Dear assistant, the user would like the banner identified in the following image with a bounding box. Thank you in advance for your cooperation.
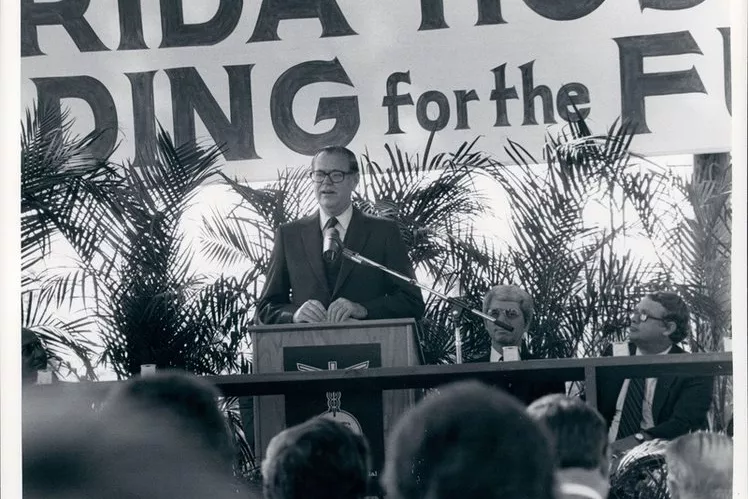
[21,0,732,181]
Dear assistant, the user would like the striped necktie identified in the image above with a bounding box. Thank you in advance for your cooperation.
[323,217,340,292]
[617,377,645,439]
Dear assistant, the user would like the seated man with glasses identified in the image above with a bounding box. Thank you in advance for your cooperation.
[598,291,713,455]
[256,145,424,324]
[470,284,565,405]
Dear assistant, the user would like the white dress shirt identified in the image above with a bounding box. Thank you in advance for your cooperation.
[319,204,353,250]
[490,347,503,362]
[608,344,672,442]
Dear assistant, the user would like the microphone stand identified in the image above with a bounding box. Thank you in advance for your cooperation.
[452,308,464,364]
[339,246,513,363]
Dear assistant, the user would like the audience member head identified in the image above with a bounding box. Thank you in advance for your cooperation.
[482,284,535,350]
[23,389,241,499]
[101,370,235,470]
[383,380,556,499]
[22,328,48,384]
[310,146,360,217]
[629,291,689,353]
[528,395,610,475]
[665,431,732,499]
[528,395,611,499]
[262,416,371,499]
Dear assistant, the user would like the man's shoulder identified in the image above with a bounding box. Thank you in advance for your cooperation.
[466,352,491,363]
[279,213,318,231]
[353,208,401,236]
[669,343,686,354]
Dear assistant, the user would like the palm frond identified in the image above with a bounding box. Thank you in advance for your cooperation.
[21,289,98,379]
[21,103,123,272]
[219,396,257,474]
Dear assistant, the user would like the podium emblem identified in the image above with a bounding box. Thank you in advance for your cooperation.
[296,360,369,434]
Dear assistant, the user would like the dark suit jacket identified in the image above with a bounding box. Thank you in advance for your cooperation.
[597,343,713,440]
[256,208,425,324]
[470,350,566,406]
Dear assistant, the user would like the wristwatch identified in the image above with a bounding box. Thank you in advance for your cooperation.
[634,432,650,443]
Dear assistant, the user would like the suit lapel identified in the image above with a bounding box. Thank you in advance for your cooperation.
[652,344,684,422]
[300,213,330,297]
[333,208,371,295]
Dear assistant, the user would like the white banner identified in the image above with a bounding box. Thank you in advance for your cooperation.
[21,0,732,181]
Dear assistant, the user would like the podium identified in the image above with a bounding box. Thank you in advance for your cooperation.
[251,318,420,470]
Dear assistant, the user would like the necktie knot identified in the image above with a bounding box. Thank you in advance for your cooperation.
[324,217,339,231]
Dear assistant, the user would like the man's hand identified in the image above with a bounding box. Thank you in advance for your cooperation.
[293,300,327,323]
[327,298,368,323]
[610,435,640,456]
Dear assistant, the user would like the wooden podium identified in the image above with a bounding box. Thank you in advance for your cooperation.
[251,318,420,469]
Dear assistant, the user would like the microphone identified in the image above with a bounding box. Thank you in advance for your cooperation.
[448,297,514,332]
[336,241,515,337]
[322,227,342,262]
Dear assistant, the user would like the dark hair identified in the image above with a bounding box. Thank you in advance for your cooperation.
[383,381,556,499]
[312,146,359,172]
[262,417,371,499]
[23,390,241,499]
[102,371,235,469]
[527,394,609,471]
[646,291,690,343]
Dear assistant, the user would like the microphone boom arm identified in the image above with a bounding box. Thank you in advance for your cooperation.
[342,248,513,331]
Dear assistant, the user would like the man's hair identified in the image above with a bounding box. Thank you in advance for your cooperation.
[665,431,732,499]
[23,390,241,499]
[527,394,609,472]
[482,284,535,327]
[262,417,371,499]
[102,371,235,468]
[646,291,690,343]
[382,381,555,499]
[312,146,359,172]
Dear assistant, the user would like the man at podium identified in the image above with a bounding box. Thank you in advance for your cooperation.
[256,146,425,325]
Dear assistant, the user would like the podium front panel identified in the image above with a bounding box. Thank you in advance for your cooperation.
[252,319,419,471]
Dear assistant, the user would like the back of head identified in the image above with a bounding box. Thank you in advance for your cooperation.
[262,417,371,499]
[665,431,732,499]
[646,291,690,343]
[527,394,609,474]
[23,389,241,499]
[101,370,235,469]
[383,381,556,499]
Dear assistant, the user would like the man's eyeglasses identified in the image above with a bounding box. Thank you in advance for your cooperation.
[309,170,354,184]
[487,308,521,320]
[630,311,667,323]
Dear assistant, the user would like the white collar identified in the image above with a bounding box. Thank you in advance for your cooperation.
[558,483,605,499]
[490,347,502,362]
[635,344,672,356]
[320,204,353,231]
